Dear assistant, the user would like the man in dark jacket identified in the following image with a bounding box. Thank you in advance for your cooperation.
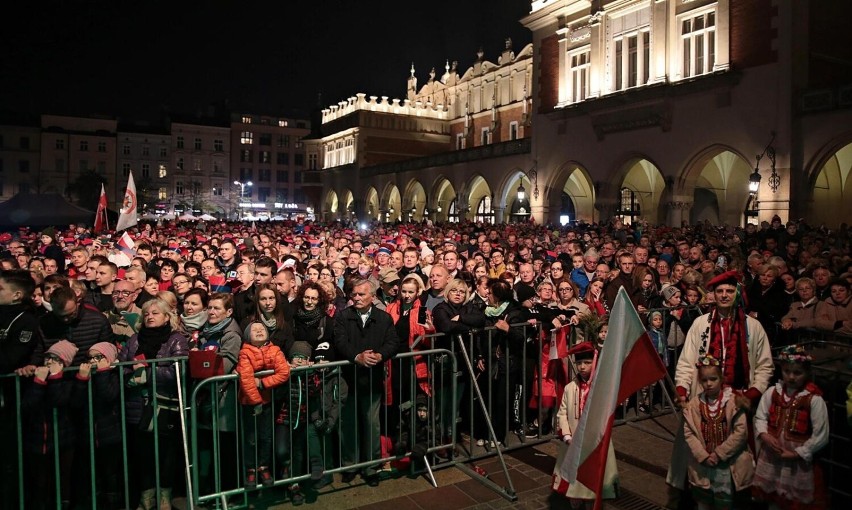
[604,252,636,310]
[34,286,113,368]
[334,278,400,486]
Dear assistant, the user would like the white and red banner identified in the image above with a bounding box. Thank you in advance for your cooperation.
[93,184,109,233]
[559,287,666,508]
[115,171,138,232]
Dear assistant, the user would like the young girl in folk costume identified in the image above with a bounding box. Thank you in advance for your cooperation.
[551,341,618,508]
[753,345,829,509]
[683,355,754,510]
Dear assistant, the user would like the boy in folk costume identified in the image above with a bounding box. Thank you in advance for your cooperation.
[683,355,754,510]
[753,345,830,509]
[551,341,618,507]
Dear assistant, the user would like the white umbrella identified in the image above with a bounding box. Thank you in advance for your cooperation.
[199,213,216,221]
[178,214,199,221]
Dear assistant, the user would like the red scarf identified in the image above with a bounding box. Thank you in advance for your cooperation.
[708,307,750,390]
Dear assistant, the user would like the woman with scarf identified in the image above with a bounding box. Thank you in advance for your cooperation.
[582,277,608,318]
[242,283,294,352]
[118,298,188,510]
[631,265,662,314]
[196,292,243,498]
[293,281,333,354]
[483,278,530,448]
[179,288,209,348]
[385,275,435,440]
[432,279,487,445]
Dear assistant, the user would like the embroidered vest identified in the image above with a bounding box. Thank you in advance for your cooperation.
[767,389,813,443]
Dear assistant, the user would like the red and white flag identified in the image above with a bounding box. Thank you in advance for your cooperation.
[115,171,138,232]
[93,184,109,233]
[559,287,666,509]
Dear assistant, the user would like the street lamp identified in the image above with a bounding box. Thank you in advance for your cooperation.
[748,169,761,194]
[516,160,539,202]
[752,132,778,193]
[233,180,252,219]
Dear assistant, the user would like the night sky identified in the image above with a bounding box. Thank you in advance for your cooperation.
[1,0,533,122]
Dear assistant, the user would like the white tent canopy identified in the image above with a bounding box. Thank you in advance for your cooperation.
[198,213,217,221]
[178,213,199,221]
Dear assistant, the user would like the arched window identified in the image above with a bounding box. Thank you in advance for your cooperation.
[448,200,458,223]
[475,195,494,224]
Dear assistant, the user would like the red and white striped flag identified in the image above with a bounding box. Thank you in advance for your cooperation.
[559,287,667,509]
[93,184,109,233]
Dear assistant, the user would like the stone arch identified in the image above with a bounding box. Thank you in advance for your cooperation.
[380,182,402,222]
[495,169,532,223]
[402,179,428,222]
[464,174,494,223]
[340,189,355,221]
[323,189,339,221]
[613,155,667,224]
[430,176,456,223]
[807,140,852,227]
[546,161,596,223]
[678,144,754,226]
[364,186,380,220]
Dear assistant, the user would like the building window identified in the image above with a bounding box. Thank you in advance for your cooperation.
[276,170,288,182]
[160,147,168,157]
[159,164,167,178]
[123,162,131,176]
[214,139,224,152]
[456,133,465,150]
[258,187,270,202]
[509,122,519,141]
[681,9,716,78]
[308,153,317,170]
[193,159,202,172]
[241,116,252,124]
[278,135,290,148]
[275,188,288,201]
[158,187,167,200]
[177,157,184,171]
[239,168,253,181]
[609,7,651,92]
[260,151,271,164]
[141,163,150,178]
[568,47,591,102]
[294,154,304,166]
[20,137,30,150]
[122,144,131,155]
[55,139,65,150]
[176,181,184,195]
[240,149,252,163]
[475,195,494,224]
[80,141,89,151]
[193,138,201,150]
[277,152,289,165]
[616,187,640,224]
[480,128,490,146]
[241,131,253,144]
[212,184,223,196]
[258,168,271,182]
[259,133,272,146]
[98,142,107,153]
[18,160,30,173]
[213,159,222,173]
[176,136,184,149]
[142,146,149,156]
[278,119,288,127]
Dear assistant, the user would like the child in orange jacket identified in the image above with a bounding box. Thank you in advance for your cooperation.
[237,321,291,487]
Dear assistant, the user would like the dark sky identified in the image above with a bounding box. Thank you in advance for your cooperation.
[1,0,533,122]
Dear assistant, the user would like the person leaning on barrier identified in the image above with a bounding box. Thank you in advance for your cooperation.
[333,278,400,486]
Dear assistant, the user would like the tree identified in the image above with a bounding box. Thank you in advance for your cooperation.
[67,170,107,210]
[135,175,157,212]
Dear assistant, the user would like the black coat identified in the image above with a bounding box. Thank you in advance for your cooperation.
[333,305,399,389]
[73,368,122,447]
[432,300,487,357]
[38,307,113,367]
[0,303,42,373]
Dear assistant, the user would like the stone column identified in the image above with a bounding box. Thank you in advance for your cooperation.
[665,200,693,227]
[493,206,506,224]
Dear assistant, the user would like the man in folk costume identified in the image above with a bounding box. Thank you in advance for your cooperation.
[551,341,619,506]
[667,270,774,492]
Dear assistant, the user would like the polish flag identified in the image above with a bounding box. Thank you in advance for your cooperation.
[559,287,667,509]
[93,184,109,233]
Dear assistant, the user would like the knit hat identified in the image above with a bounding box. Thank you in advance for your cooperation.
[660,284,680,303]
[415,393,428,410]
[244,321,268,343]
[89,342,118,364]
[47,340,79,367]
[420,244,434,258]
[515,284,536,304]
[313,340,334,363]
[288,340,313,360]
[648,310,663,325]
[40,227,57,239]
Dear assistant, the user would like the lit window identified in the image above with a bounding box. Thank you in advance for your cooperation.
[475,195,494,224]
[193,159,202,172]
[509,122,519,141]
[158,187,167,199]
[242,116,252,124]
[681,9,716,79]
[159,164,167,178]
[278,119,288,127]
[609,8,651,92]
[568,47,590,102]
[241,131,253,144]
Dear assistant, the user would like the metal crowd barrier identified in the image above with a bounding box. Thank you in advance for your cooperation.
[0,317,694,510]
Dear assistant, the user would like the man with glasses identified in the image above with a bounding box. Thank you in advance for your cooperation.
[104,279,141,346]
[488,248,506,278]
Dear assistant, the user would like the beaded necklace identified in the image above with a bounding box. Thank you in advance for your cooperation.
[699,389,729,453]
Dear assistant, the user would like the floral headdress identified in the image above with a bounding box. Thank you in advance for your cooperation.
[695,354,722,368]
[778,345,813,364]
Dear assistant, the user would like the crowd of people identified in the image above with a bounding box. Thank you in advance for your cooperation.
[0,214,850,509]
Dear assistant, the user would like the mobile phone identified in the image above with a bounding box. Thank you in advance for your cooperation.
[417,307,428,325]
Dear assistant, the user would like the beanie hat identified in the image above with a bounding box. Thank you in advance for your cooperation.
[416,393,428,410]
[244,321,268,343]
[420,245,435,258]
[515,284,537,304]
[313,340,334,363]
[288,340,313,360]
[47,340,79,367]
[40,227,57,239]
[661,284,680,303]
[89,342,118,364]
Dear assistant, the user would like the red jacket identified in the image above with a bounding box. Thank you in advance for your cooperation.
[237,342,291,405]
[386,299,434,398]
